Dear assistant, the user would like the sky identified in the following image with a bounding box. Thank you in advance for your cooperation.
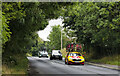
[37,18,64,41]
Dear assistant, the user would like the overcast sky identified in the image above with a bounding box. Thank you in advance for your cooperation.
[37,18,64,41]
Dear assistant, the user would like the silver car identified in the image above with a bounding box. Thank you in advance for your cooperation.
[38,51,48,58]
[50,50,62,60]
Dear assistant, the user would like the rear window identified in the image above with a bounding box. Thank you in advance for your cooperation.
[52,50,60,54]
[69,53,81,56]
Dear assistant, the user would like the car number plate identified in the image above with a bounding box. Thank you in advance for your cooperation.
[75,61,80,63]
[56,56,59,58]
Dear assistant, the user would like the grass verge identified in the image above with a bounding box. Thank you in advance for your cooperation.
[2,54,28,74]
[85,54,120,66]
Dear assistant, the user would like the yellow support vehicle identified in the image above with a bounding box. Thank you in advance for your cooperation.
[65,52,85,65]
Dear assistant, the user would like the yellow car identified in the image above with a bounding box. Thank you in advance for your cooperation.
[65,52,85,65]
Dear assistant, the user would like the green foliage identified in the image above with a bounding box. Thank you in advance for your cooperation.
[47,25,62,50]
[0,11,2,46]
[62,2,120,57]
[2,15,12,44]
[47,25,69,50]
[2,2,119,73]
[2,2,68,73]
[63,27,77,43]
[2,2,64,53]
[2,54,28,74]
[85,54,120,66]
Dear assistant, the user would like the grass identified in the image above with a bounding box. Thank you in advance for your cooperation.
[26,52,32,57]
[2,54,28,74]
[85,54,120,66]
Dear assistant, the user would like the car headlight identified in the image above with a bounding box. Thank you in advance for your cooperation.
[81,59,84,60]
[69,57,73,59]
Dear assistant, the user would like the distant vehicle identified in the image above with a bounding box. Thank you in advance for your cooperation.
[38,51,48,58]
[50,50,62,60]
[65,52,85,65]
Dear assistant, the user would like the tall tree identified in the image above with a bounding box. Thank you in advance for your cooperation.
[47,25,69,50]
[62,2,120,57]
[2,2,69,71]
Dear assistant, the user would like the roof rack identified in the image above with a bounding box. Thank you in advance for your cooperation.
[66,43,82,52]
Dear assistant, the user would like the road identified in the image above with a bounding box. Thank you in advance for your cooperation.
[28,57,119,76]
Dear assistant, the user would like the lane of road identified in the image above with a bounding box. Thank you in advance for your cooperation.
[28,57,119,76]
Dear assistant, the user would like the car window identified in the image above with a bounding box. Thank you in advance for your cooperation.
[52,50,59,54]
[69,53,81,56]
[69,53,73,56]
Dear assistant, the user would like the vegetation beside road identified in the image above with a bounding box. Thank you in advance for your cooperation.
[2,2,67,74]
[60,2,120,66]
[47,25,73,50]
[1,2,120,74]
[2,54,28,74]
[85,54,120,66]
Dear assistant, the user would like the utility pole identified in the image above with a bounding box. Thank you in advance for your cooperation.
[61,26,62,50]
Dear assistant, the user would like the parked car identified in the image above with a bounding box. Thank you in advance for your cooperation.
[50,50,62,60]
[65,52,85,65]
[38,51,48,58]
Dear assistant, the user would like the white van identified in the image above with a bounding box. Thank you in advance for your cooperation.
[50,50,62,60]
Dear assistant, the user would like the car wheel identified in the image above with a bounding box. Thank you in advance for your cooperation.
[67,59,70,65]
[81,62,84,65]
[59,57,62,60]
[50,57,53,60]
[39,56,41,58]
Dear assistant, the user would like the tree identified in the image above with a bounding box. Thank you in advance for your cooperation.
[2,2,69,72]
[47,25,61,50]
[47,25,69,50]
[62,2,120,57]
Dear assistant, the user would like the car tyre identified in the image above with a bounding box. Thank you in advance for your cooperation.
[50,57,53,60]
[67,59,70,65]
[81,62,84,65]
[59,57,62,60]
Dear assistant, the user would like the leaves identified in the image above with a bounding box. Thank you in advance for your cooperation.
[47,25,61,50]
[62,2,120,56]
[47,25,71,50]
[2,2,66,54]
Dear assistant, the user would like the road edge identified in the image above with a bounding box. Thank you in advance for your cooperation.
[85,62,120,71]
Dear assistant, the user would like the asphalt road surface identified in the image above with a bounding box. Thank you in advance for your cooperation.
[28,57,119,76]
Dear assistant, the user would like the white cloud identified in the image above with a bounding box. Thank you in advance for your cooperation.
[37,18,64,41]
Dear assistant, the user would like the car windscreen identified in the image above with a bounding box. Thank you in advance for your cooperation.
[40,51,48,54]
[69,53,81,56]
[53,51,59,54]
